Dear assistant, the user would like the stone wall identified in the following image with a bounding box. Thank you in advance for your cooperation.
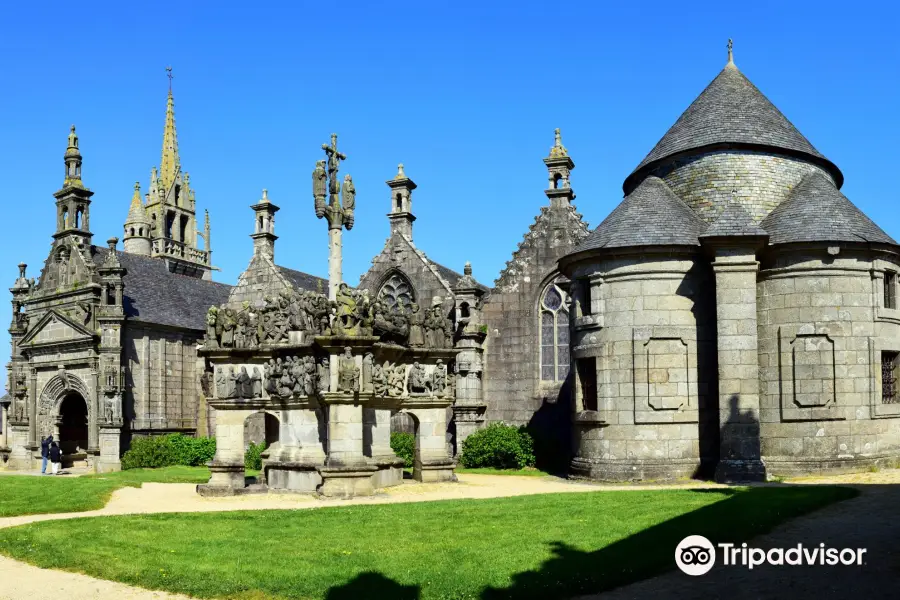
[567,252,718,480]
[653,150,833,224]
[757,246,900,475]
[482,203,589,430]
[123,324,202,433]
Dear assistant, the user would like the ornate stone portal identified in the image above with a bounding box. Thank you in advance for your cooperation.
[198,135,460,498]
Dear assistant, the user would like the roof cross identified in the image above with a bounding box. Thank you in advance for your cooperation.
[727,39,734,65]
[166,66,174,91]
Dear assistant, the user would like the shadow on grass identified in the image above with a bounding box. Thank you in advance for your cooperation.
[325,572,420,599]
[479,485,858,600]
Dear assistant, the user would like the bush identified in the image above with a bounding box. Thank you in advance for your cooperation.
[390,432,415,468]
[121,434,216,470]
[244,442,266,471]
[460,423,535,469]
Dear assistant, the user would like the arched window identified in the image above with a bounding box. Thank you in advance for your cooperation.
[378,273,415,311]
[540,281,570,382]
[395,194,402,212]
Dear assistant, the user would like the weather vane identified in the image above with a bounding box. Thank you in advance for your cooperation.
[166,66,174,91]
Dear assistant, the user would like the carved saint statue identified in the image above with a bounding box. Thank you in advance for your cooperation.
[215,367,227,398]
[312,160,327,218]
[407,362,427,394]
[342,174,355,229]
[104,395,118,423]
[232,366,251,399]
[226,366,237,397]
[433,359,447,395]
[362,352,373,392]
[338,347,360,393]
[408,303,425,347]
[205,306,219,347]
[387,364,406,397]
[251,367,263,398]
[317,357,331,394]
[372,362,386,397]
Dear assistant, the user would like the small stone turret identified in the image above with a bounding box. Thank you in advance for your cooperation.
[123,182,152,256]
[54,126,94,244]
[386,163,417,239]
[543,128,575,208]
[250,189,279,260]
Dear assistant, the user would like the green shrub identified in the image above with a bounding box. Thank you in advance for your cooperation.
[460,423,535,469]
[121,434,216,470]
[245,442,266,471]
[390,432,415,468]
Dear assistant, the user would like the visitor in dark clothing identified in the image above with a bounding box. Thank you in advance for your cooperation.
[40,435,53,474]
[49,442,62,475]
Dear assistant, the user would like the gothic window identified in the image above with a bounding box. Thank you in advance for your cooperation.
[75,207,83,229]
[378,273,415,311]
[540,281,570,382]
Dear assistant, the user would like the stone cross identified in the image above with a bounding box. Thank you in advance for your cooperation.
[727,39,734,64]
[314,133,354,300]
[166,66,173,90]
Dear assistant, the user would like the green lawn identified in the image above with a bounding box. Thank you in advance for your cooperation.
[0,486,855,599]
[0,466,213,517]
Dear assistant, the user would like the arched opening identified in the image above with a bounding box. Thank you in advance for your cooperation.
[58,392,88,457]
[553,174,562,189]
[395,193,402,212]
[264,413,280,447]
[174,184,181,207]
[539,280,570,382]
[378,272,415,312]
[61,207,69,229]
[391,411,420,479]
[129,227,135,237]
[180,215,189,243]
[138,227,143,236]
[165,211,175,238]
[257,215,264,233]
[459,302,471,318]
[75,207,83,229]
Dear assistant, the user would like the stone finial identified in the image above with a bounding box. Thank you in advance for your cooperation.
[464,261,472,276]
[727,38,734,65]
[395,163,406,180]
[549,128,568,158]
[67,125,78,150]
[261,189,269,203]
[17,263,26,280]
[107,237,119,251]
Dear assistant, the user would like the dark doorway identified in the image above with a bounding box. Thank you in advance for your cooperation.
[264,413,280,447]
[58,393,88,456]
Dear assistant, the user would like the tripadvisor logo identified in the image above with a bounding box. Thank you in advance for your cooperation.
[675,536,868,575]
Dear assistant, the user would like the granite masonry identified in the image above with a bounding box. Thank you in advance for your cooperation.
[5,44,900,485]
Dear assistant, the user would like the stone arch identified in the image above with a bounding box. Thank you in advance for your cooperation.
[38,372,92,451]
[377,270,417,312]
[536,272,570,384]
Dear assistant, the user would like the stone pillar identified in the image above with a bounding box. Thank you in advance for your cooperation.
[365,406,403,488]
[328,225,341,300]
[198,409,249,495]
[319,397,377,498]
[27,370,37,448]
[88,368,100,453]
[411,406,456,483]
[96,426,121,472]
[712,248,766,482]
[1,403,8,449]
[8,424,32,470]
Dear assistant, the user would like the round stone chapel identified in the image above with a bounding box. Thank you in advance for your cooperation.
[561,48,900,482]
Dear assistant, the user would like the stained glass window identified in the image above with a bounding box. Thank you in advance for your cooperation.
[378,273,415,311]
[539,281,570,382]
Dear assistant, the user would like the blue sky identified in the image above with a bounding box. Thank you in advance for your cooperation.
[1,1,898,389]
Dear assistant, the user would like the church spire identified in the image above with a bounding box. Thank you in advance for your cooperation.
[159,66,180,190]
[543,128,575,207]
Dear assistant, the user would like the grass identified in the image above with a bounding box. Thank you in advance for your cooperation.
[0,466,213,517]
[0,485,856,599]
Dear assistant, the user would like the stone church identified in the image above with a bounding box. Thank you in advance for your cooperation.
[3,44,899,482]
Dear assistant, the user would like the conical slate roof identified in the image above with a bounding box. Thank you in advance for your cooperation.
[700,200,767,238]
[624,62,843,193]
[573,177,707,253]
[125,182,149,225]
[760,172,896,246]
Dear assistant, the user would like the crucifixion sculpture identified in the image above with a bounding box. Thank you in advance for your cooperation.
[312,133,356,299]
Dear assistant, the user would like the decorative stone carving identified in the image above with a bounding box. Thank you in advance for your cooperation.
[317,357,331,394]
[338,347,360,393]
[407,362,428,394]
[312,160,327,218]
[433,359,447,395]
[408,303,425,347]
[215,367,228,398]
[387,364,406,397]
[234,366,253,399]
[372,362,387,397]
[103,394,120,424]
[362,352,373,392]
[251,367,262,398]
[205,306,219,348]
[342,174,355,229]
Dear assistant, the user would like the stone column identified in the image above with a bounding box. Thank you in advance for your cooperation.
[96,425,121,472]
[325,403,365,467]
[198,408,249,495]
[328,225,341,300]
[27,370,37,448]
[711,248,766,482]
[410,406,456,483]
[88,367,100,453]
[1,402,8,449]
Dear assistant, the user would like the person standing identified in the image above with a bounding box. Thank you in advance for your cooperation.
[49,441,62,475]
[40,435,53,474]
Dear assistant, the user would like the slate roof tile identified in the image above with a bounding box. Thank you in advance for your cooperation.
[700,201,768,238]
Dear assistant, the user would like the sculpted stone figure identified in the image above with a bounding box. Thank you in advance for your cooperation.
[13,396,26,422]
[234,366,252,399]
[278,358,294,398]
[234,312,248,349]
[205,306,219,347]
[303,356,316,396]
[333,283,359,336]
[338,347,360,393]
[342,174,355,230]
[221,308,236,347]
[104,395,118,423]
[362,352,373,392]
[251,367,262,398]
[264,359,278,395]
[407,362,427,394]
[317,357,331,394]
[226,366,237,397]
[215,367,227,398]
[387,364,406,398]
[407,303,425,347]
[433,359,447,395]
[290,356,305,394]
[313,160,327,218]
[372,362,386,397]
